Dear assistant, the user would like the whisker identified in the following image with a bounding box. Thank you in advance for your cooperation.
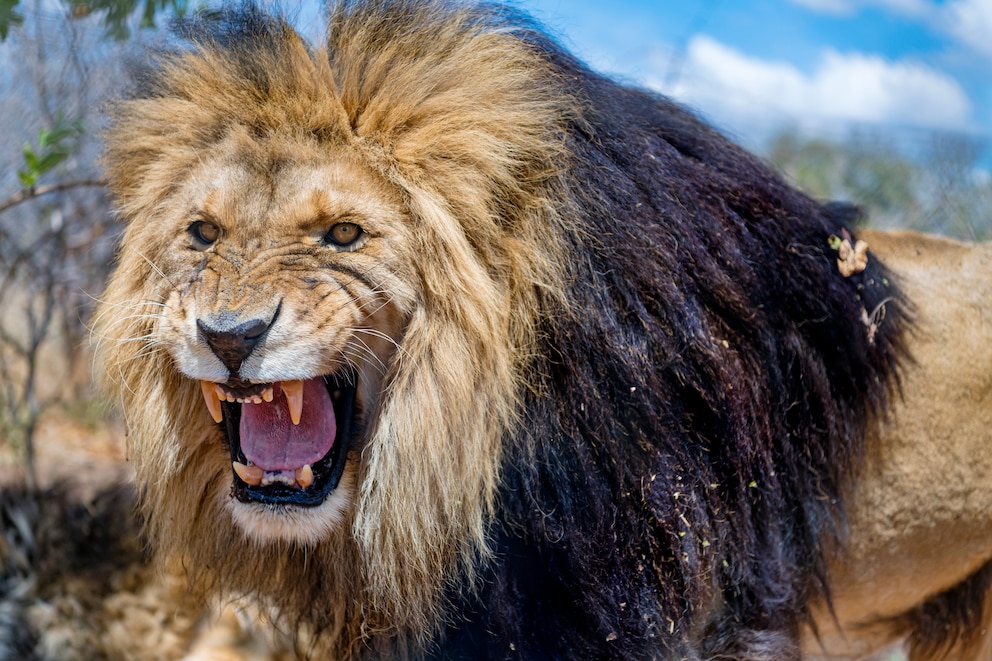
[86,292,166,309]
[134,250,180,291]
[344,337,389,376]
[352,327,409,364]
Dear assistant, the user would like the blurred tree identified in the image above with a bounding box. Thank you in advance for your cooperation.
[0,0,183,485]
[0,0,185,42]
[768,128,991,241]
[920,133,992,240]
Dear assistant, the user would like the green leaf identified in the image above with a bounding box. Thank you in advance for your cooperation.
[36,150,69,173]
[37,124,77,149]
[17,114,85,190]
[139,0,157,29]
[16,169,36,188]
[22,143,38,170]
[0,0,23,41]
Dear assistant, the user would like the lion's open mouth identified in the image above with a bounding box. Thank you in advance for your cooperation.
[200,374,356,507]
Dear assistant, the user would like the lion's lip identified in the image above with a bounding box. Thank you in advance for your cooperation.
[201,373,358,507]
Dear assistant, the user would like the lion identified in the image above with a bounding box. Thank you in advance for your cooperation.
[92,2,990,659]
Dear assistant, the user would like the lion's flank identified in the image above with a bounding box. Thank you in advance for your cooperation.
[97,1,907,659]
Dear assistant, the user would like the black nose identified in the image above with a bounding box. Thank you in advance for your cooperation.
[197,317,272,374]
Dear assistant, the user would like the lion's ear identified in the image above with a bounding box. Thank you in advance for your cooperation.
[325,3,562,202]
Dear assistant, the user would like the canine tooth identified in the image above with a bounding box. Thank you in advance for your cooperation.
[200,381,223,423]
[262,387,274,403]
[282,380,304,425]
[233,461,263,486]
[296,464,314,488]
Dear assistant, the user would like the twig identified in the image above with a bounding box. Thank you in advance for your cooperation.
[0,178,105,215]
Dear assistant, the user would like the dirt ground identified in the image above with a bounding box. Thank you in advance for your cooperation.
[0,411,130,495]
[0,409,300,660]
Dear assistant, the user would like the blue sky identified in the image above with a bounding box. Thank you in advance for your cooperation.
[515,0,992,164]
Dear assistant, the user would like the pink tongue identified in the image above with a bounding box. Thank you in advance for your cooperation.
[239,378,336,471]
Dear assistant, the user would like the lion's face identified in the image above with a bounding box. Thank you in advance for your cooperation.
[144,129,413,543]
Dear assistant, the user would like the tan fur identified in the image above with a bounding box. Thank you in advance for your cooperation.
[805,230,992,660]
[95,7,572,656]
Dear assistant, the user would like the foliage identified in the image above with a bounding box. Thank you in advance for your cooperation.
[0,0,186,42]
[0,0,22,40]
[67,0,188,40]
[17,114,84,189]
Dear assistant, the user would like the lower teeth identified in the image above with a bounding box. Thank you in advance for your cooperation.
[232,462,314,489]
[261,470,296,487]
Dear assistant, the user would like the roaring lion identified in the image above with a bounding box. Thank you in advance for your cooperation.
[93,2,989,659]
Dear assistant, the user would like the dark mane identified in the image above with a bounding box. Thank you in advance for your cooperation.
[435,13,906,660]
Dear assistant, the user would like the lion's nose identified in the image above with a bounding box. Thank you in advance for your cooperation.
[197,317,272,374]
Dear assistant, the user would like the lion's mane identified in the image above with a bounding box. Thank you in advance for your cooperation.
[97,2,906,659]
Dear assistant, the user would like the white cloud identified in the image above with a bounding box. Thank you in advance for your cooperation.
[945,0,992,61]
[648,35,973,132]
[791,0,992,62]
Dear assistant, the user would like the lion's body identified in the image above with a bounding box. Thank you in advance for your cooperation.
[90,2,992,659]
[805,230,992,661]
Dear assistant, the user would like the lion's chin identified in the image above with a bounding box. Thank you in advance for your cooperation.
[226,466,355,545]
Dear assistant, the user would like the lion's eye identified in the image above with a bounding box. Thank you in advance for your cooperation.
[325,222,364,248]
[188,220,221,247]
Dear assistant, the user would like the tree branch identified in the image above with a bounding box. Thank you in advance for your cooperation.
[0,178,105,215]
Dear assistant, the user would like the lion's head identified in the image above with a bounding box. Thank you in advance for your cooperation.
[96,2,906,659]
[97,2,569,650]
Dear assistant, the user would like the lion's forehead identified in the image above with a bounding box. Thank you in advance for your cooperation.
[185,140,404,236]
